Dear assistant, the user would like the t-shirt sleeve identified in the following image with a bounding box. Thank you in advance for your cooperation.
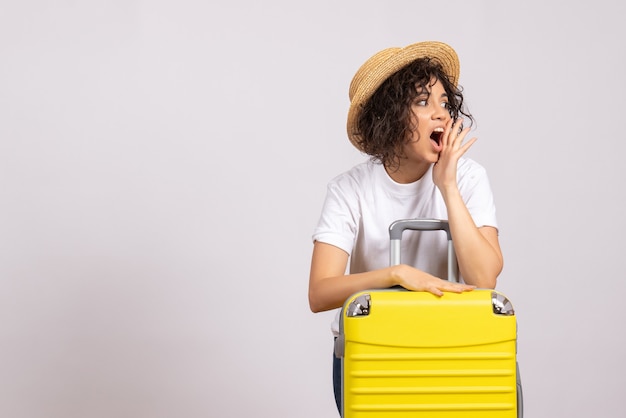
[311,180,359,255]
[459,162,498,230]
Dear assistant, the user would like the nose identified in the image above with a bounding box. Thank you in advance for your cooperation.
[432,104,449,121]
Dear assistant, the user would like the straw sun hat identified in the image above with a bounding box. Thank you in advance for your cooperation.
[346,41,460,152]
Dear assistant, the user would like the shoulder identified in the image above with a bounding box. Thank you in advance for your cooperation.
[457,157,490,182]
[327,160,380,190]
[457,157,487,174]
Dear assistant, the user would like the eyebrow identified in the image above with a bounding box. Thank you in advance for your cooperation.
[415,89,449,100]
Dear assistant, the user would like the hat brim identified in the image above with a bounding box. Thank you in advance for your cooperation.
[346,41,460,152]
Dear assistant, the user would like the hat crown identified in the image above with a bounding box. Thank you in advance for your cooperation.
[349,47,400,102]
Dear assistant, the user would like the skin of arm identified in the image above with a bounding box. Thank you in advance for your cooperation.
[308,241,475,313]
[433,118,503,288]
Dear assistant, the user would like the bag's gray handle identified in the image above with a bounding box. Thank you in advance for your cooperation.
[388,219,459,283]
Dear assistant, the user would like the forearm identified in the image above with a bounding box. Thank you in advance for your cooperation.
[441,187,503,288]
[308,267,397,313]
[309,262,476,313]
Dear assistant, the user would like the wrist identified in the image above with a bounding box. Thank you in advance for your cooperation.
[439,184,461,203]
[388,264,406,287]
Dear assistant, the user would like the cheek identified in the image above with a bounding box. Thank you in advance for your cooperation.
[409,114,428,134]
[404,132,425,155]
[410,119,430,141]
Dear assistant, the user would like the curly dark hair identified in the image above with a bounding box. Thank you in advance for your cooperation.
[354,57,474,169]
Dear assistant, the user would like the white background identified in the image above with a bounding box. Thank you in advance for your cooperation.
[1,1,624,417]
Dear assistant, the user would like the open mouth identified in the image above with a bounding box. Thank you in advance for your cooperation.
[430,128,444,145]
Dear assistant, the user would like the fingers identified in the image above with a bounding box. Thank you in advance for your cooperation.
[430,281,475,296]
[448,283,476,293]
[429,287,444,297]
[440,118,476,159]
[442,118,460,145]
[450,119,464,143]
[458,136,477,155]
[444,118,471,145]
[400,269,475,296]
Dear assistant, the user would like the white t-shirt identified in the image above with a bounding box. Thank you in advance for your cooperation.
[312,158,498,336]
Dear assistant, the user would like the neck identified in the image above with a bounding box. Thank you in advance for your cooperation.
[384,161,431,184]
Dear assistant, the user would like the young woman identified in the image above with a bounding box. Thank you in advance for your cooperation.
[307,41,503,414]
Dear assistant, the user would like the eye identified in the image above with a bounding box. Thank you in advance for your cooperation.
[413,92,430,106]
[440,102,450,109]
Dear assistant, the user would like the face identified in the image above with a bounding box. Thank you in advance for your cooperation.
[403,78,452,166]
